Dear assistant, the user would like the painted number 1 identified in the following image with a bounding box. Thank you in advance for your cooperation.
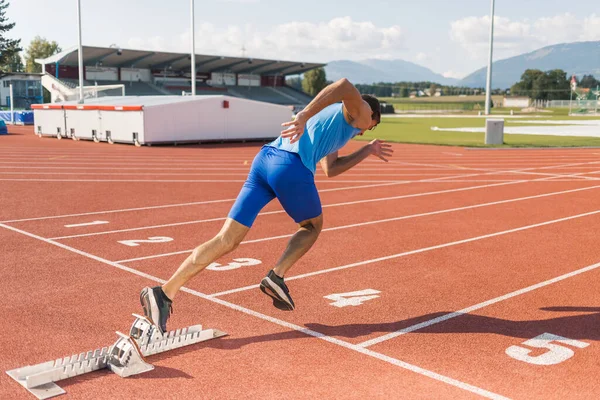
[118,236,173,247]
[506,332,589,365]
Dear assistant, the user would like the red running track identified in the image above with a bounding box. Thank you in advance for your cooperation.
[2,126,600,399]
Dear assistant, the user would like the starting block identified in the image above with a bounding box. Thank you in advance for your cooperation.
[6,314,227,399]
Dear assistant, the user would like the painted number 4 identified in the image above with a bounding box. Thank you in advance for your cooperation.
[324,289,381,308]
[506,332,589,365]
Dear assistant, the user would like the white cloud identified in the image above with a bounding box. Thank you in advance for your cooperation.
[442,70,463,79]
[127,36,168,52]
[450,12,600,64]
[127,17,406,62]
[450,15,535,60]
[582,14,600,40]
[533,13,582,44]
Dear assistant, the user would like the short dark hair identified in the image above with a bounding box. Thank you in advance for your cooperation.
[361,94,381,124]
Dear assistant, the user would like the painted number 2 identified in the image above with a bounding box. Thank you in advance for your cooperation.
[505,332,589,365]
[206,258,262,271]
[118,236,174,247]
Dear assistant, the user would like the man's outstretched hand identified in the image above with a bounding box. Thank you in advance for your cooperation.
[368,139,393,162]
[280,111,309,144]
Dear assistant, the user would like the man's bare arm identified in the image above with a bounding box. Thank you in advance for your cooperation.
[302,78,371,127]
[281,78,372,143]
[320,140,394,177]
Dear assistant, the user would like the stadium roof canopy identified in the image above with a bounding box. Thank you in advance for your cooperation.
[36,45,325,76]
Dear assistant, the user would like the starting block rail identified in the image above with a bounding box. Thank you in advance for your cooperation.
[6,314,226,399]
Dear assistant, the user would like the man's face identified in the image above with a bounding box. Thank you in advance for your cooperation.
[356,119,379,136]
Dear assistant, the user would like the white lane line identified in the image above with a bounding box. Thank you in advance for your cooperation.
[0,178,403,183]
[427,161,600,183]
[118,185,600,264]
[64,221,108,228]
[0,222,509,400]
[0,182,407,224]
[208,208,600,298]
[0,178,251,183]
[5,159,597,223]
[50,180,526,240]
[0,171,465,177]
[358,260,600,348]
[0,166,455,172]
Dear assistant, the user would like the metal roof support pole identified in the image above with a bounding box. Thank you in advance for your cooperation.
[484,0,495,115]
[190,0,196,96]
[76,0,84,103]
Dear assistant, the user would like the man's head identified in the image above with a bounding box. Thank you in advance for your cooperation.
[359,94,381,134]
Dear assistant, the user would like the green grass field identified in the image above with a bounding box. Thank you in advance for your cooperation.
[379,95,505,104]
[377,96,599,118]
[355,112,600,148]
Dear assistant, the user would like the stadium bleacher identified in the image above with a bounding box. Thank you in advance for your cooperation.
[63,79,166,96]
[159,82,230,96]
[58,76,311,106]
[38,46,324,108]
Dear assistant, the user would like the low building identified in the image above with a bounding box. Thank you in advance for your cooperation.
[0,73,43,109]
[503,96,530,108]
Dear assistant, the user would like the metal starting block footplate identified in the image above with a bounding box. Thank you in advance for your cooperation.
[6,314,227,399]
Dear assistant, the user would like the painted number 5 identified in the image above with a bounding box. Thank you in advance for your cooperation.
[118,236,173,247]
[206,258,262,271]
[505,332,589,365]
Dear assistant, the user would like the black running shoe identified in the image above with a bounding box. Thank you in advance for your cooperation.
[140,286,172,335]
[260,270,295,311]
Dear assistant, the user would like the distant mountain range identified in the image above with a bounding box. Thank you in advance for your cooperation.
[325,59,458,86]
[324,41,600,89]
[459,41,600,88]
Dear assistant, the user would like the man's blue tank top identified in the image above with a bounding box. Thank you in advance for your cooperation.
[267,103,362,174]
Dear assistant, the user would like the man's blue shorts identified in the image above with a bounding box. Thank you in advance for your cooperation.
[228,146,322,227]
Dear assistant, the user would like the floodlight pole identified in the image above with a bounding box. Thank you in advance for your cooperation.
[76,0,84,102]
[485,0,495,115]
[190,0,196,96]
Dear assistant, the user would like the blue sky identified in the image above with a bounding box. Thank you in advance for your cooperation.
[6,0,600,78]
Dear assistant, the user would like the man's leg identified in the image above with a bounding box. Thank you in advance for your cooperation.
[259,148,323,310]
[141,147,275,332]
[141,218,249,333]
[162,218,249,300]
[273,214,323,278]
[259,214,323,311]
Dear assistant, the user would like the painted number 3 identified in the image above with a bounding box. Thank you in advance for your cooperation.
[505,333,589,365]
[206,258,262,271]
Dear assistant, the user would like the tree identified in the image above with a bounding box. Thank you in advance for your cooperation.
[25,36,61,73]
[302,67,327,96]
[511,69,541,98]
[510,69,570,100]
[0,0,21,70]
[286,76,303,90]
[545,69,570,100]
[4,50,23,71]
[579,74,599,89]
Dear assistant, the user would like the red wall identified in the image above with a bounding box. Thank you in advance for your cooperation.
[45,64,81,79]
[261,75,285,87]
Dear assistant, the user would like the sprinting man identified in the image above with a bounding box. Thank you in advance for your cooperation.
[141,78,393,333]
